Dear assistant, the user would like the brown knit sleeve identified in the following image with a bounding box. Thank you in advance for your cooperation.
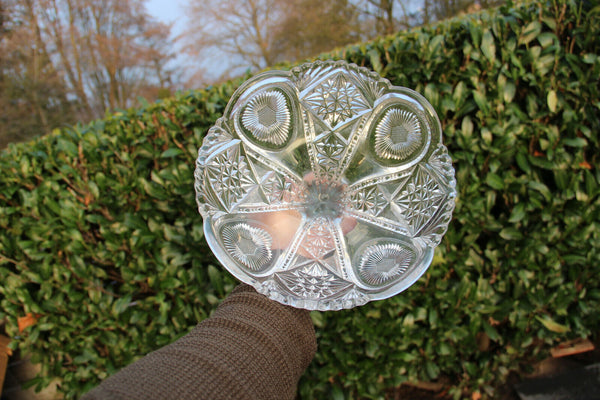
[82,284,317,400]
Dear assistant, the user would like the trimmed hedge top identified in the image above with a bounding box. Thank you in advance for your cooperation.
[1,1,599,399]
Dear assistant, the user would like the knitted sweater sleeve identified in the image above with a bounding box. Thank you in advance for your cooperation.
[82,284,317,400]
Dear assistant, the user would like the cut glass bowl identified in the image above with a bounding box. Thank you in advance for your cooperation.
[194,60,456,310]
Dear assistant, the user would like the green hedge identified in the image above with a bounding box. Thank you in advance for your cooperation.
[1,1,599,398]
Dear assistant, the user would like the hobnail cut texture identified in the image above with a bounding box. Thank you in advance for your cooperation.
[194,60,456,310]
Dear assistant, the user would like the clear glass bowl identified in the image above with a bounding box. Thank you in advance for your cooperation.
[195,60,456,310]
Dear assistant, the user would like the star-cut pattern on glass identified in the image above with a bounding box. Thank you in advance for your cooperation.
[313,131,347,177]
[301,218,335,259]
[278,263,349,299]
[261,172,294,204]
[393,167,445,233]
[303,74,370,127]
[205,145,257,211]
[348,186,388,217]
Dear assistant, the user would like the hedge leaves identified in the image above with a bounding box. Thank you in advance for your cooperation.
[1,1,599,399]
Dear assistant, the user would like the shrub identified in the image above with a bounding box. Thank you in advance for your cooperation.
[1,1,599,398]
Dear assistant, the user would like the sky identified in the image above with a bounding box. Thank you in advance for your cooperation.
[145,0,184,28]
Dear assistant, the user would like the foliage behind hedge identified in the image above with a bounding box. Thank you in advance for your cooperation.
[1,1,599,398]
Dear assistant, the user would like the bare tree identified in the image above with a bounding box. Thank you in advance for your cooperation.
[1,0,178,147]
[38,0,177,116]
[181,0,504,86]
[183,0,368,85]
[183,0,285,85]
[361,0,398,35]
[354,0,421,36]
[0,0,75,146]
[271,0,364,62]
